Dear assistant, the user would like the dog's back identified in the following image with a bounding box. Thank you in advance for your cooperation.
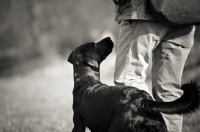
[73,77,167,132]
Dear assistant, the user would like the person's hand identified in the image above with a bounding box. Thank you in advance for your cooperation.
[112,0,126,5]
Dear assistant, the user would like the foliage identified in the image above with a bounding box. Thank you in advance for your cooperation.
[0,0,118,76]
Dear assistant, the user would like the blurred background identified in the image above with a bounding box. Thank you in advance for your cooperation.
[0,0,200,132]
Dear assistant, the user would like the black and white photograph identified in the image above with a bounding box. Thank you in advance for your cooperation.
[0,0,200,132]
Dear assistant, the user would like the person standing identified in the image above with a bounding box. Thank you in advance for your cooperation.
[113,0,196,131]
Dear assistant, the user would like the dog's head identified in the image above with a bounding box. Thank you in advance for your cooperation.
[68,37,113,69]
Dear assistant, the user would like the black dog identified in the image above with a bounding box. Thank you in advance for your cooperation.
[68,37,200,132]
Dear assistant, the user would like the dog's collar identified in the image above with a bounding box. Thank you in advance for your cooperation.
[89,66,99,72]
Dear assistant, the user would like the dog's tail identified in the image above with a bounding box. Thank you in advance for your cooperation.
[142,82,200,114]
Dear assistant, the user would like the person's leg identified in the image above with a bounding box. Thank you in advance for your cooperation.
[114,20,169,96]
[152,25,196,132]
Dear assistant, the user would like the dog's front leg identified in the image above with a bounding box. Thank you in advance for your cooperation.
[72,113,86,132]
[72,125,85,132]
[108,117,122,132]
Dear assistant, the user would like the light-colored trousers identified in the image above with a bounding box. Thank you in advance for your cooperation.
[114,20,196,132]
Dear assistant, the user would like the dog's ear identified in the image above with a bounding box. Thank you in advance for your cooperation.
[68,51,74,64]
[68,50,98,68]
[68,52,84,65]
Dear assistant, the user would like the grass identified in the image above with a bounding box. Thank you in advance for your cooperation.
[0,58,74,132]
[0,54,200,132]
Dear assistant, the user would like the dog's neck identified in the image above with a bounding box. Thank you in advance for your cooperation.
[73,65,100,84]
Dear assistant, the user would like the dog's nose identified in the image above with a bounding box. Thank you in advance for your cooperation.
[105,37,111,40]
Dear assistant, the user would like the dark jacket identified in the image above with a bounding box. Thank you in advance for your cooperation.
[115,0,154,23]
